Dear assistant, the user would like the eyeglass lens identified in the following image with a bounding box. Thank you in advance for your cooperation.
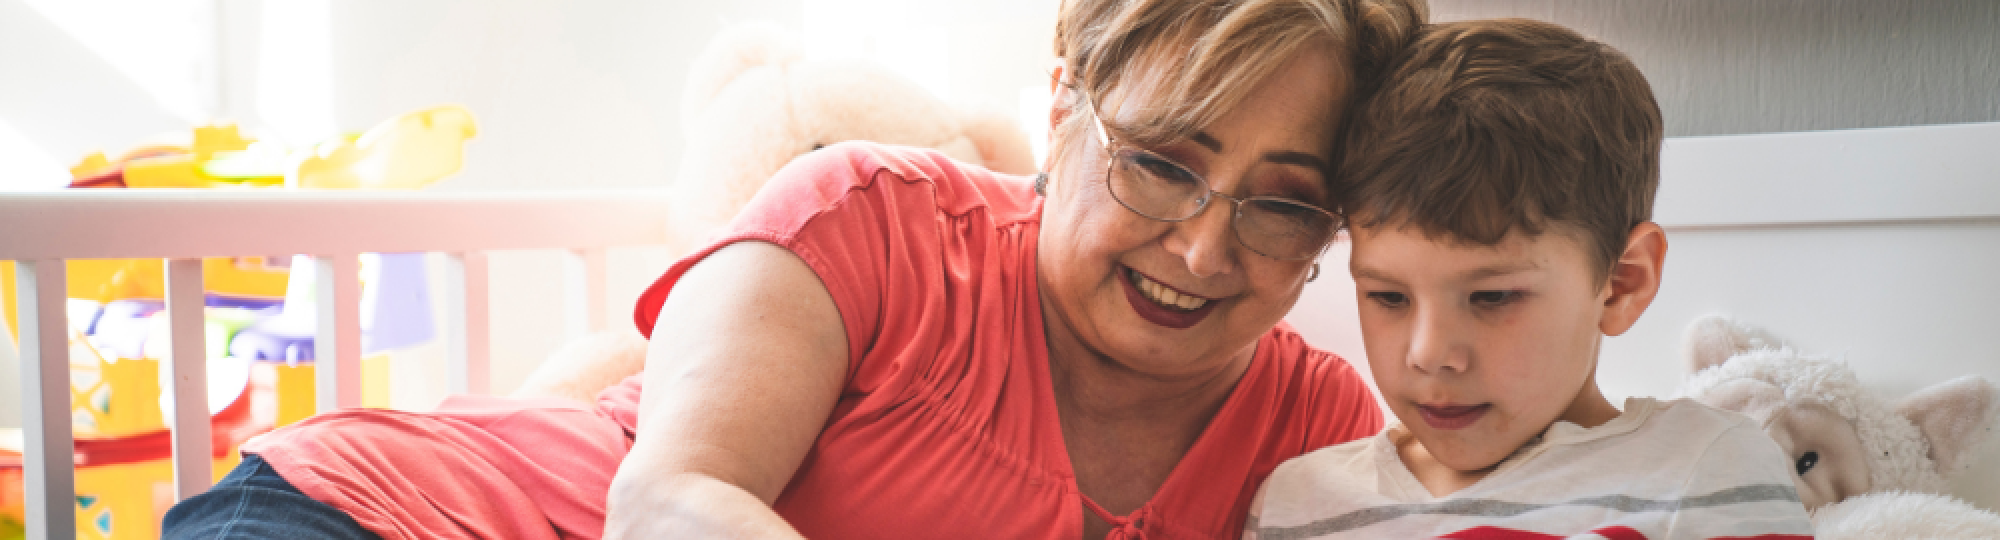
[1105,148,1338,260]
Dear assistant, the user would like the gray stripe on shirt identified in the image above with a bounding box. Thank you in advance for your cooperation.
[1256,483,1800,539]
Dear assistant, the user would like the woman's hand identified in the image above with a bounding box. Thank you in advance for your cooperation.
[605,241,848,539]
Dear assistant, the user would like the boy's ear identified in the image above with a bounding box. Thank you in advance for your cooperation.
[1599,222,1667,336]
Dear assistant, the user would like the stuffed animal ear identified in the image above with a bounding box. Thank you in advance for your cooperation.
[953,108,1038,176]
[1683,314,1790,374]
[680,22,802,135]
[1898,375,2000,476]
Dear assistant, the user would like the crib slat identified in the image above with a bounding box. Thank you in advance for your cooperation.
[442,251,491,395]
[165,258,213,500]
[562,247,609,341]
[313,254,363,411]
[17,259,75,540]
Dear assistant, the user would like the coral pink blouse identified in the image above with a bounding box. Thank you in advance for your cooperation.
[246,142,1382,539]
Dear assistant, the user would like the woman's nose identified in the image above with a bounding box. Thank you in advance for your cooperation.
[1164,197,1239,278]
[1407,307,1469,374]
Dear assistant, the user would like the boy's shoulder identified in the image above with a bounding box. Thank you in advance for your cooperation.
[1251,398,1812,538]
[1268,427,1392,485]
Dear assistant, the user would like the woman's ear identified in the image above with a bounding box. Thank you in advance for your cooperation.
[1048,62,1073,133]
[1599,222,1667,336]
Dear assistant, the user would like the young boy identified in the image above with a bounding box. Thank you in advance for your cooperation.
[1248,19,1816,539]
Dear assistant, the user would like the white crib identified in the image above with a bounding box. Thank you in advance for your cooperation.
[1,188,673,539]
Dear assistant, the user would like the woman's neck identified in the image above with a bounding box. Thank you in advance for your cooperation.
[1044,328,1255,525]
[1046,346,1250,423]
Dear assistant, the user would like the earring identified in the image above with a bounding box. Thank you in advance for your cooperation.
[1033,172,1049,196]
[1306,263,1321,283]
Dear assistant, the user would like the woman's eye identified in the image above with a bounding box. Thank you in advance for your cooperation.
[1249,199,1321,219]
[1795,451,1819,476]
[1469,290,1520,307]
[1366,291,1407,308]
[1130,153,1200,186]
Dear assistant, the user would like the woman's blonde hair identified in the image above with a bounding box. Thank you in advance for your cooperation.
[1050,0,1426,168]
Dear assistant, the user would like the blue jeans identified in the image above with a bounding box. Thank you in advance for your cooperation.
[161,453,381,539]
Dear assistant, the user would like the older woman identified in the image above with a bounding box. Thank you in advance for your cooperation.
[163,0,1424,538]
[606,1,1423,538]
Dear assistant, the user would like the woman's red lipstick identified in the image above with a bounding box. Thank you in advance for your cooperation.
[1120,266,1218,329]
[1417,404,1490,430]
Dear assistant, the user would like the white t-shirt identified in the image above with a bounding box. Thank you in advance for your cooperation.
[1248,397,1815,540]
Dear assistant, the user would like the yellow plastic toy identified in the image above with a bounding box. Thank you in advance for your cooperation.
[294,104,479,189]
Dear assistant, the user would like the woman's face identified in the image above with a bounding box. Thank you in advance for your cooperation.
[1038,43,1350,377]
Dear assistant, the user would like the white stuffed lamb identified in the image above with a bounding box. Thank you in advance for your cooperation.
[1675,314,2000,539]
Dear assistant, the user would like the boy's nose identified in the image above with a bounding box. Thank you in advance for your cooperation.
[1406,308,1469,374]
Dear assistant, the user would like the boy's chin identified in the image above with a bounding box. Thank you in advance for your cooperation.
[1431,448,1511,475]
[1402,428,1514,474]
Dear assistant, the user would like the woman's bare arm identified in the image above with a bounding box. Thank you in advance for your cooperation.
[604,241,849,539]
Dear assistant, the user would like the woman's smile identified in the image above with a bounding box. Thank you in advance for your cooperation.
[1121,266,1220,328]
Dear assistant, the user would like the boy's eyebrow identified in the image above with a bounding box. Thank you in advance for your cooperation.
[1349,263,1402,285]
[1349,260,1540,284]
[1462,261,1539,281]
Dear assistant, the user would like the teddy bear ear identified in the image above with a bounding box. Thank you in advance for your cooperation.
[1898,375,2000,476]
[952,108,1039,176]
[681,22,803,133]
[1683,314,1790,375]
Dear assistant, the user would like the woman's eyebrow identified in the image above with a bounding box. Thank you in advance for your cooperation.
[1190,131,1329,171]
[1190,132,1224,152]
[1263,151,1329,171]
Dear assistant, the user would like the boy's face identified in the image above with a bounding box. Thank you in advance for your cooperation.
[1349,223,1621,474]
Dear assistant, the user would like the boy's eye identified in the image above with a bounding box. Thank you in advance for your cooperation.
[1469,290,1521,307]
[1366,291,1408,308]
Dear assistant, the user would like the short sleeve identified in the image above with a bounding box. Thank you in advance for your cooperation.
[631,141,1032,380]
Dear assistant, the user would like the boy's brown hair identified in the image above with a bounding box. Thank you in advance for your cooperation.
[1337,18,1663,277]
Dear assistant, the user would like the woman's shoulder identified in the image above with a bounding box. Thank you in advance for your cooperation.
[1256,323,1366,387]
[1244,323,1385,443]
[779,141,1041,222]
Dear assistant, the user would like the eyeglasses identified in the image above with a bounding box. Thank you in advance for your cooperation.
[1081,93,1341,261]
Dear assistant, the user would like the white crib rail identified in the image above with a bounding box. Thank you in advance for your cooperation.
[0,188,673,539]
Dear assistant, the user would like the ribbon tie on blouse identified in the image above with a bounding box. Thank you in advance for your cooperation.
[1083,496,1148,539]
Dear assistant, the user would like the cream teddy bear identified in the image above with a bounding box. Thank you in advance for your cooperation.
[513,22,1037,400]
[665,21,1037,255]
[1676,314,2000,538]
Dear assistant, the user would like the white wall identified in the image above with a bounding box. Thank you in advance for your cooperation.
[1431,0,2000,137]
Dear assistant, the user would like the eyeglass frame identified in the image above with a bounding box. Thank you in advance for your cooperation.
[1077,90,1343,261]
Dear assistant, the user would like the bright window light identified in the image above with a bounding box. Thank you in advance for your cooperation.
[23,0,216,124]
[802,0,954,102]
[1019,85,1051,168]
[256,0,338,148]
[0,118,70,191]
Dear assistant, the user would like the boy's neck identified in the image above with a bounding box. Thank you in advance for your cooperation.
[1394,389,1622,498]
[1393,429,1496,498]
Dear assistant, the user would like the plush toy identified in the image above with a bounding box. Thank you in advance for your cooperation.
[665,21,1038,254]
[1675,314,2000,538]
[516,22,1039,397]
[1810,491,2000,539]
